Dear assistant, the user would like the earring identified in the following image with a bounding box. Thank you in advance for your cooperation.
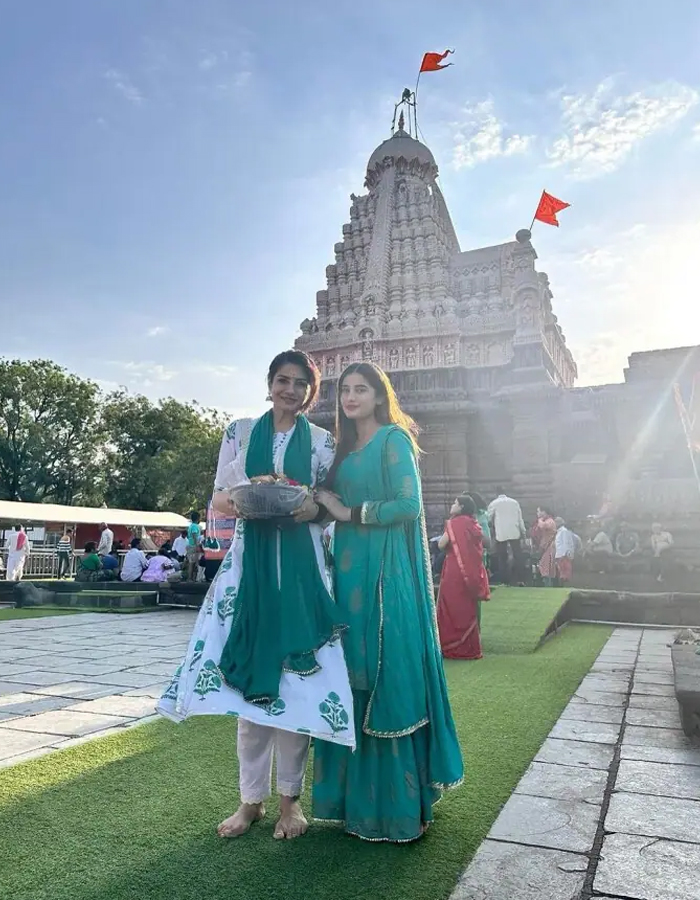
[266,394,272,402]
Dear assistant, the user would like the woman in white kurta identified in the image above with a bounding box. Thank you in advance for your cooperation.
[6,526,31,581]
[158,350,353,841]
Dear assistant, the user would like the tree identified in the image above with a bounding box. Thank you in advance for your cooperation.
[101,392,225,513]
[0,359,103,504]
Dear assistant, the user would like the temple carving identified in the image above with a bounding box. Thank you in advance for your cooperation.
[296,115,700,554]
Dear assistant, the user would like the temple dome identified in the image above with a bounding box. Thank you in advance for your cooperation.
[366,128,437,173]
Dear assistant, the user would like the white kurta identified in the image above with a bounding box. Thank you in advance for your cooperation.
[157,417,355,749]
[6,531,30,581]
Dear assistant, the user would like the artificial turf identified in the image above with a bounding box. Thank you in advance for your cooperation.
[480,586,570,654]
[0,588,610,900]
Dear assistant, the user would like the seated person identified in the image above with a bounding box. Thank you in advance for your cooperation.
[142,547,177,583]
[615,522,640,557]
[586,523,614,557]
[651,522,674,582]
[101,549,120,580]
[120,537,149,583]
[75,542,103,582]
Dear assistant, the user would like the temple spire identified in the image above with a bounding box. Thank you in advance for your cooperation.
[391,88,418,137]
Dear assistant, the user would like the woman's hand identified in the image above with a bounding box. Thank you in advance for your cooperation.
[315,490,351,523]
[292,494,320,523]
[211,491,242,518]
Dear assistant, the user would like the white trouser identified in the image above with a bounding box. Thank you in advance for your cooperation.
[237,718,310,804]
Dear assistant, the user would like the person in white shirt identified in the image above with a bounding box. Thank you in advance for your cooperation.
[97,523,114,557]
[650,523,674,583]
[172,530,188,561]
[487,489,526,585]
[120,537,148,583]
[554,518,578,584]
[5,525,31,581]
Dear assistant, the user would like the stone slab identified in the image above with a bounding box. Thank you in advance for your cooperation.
[635,671,674,685]
[621,744,700,767]
[0,681,42,696]
[594,832,700,900]
[122,664,179,677]
[578,675,631,693]
[0,746,56,769]
[514,761,607,803]
[607,791,700,843]
[560,701,624,725]
[122,684,167,699]
[0,709,133,736]
[535,737,614,771]
[77,672,165,688]
[2,671,80,687]
[27,681,123,700]
[67,695,157,719]
[488,793,600,852]
[616,758,700,801]
[573,688,626,707]
[628,693,677,710]
[624,725,695,750]
[0,727,60,760]
[549,718,621,745]
[449,840,588,900]
[626,707,682,729]
[0,695,78,716]
[0,665,35,678]
[631,681,676,697]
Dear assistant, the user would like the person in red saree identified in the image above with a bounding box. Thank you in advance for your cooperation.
[437,494,490,660]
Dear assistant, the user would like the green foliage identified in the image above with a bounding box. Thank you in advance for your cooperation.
[0,357,228,513]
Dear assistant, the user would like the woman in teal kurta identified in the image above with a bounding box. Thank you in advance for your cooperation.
[314,362,463,842]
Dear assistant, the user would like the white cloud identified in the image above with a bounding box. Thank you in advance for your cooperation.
[547,79,698,179]
[147,325,170,337]
[120,361,177,383]
[452,100,534,170]
[693,123,700,141]
[104,68,144,106]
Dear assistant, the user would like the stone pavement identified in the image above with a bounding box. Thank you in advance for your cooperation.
[0,611,196,768]
[452,626,700,900]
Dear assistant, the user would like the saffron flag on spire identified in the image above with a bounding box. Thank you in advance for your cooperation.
[419,50,454,73]
[533,190,570,227]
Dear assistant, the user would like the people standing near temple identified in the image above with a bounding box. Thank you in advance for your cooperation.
[172,529,188,562]
[185,511,202,581]
[158,350,351,843]
[314,362,463,843]
[5,525,30,581]
[56,528,74,579]
[97,522,114,558]
[487,488,526,585]
[615,522,640,558]
[650,523,674,583]
[120,537,148,583]
[554,518,578,584]
[437,493,490,660]
[531,507,558,587]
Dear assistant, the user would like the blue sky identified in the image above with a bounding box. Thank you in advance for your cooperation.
[2,0,700,416]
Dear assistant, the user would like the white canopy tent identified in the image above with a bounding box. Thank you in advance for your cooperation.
[0,500,189,530]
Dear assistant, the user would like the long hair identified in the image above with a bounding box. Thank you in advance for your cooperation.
[328,362,419,484]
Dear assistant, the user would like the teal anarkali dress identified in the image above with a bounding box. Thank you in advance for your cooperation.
[312,425,464,842]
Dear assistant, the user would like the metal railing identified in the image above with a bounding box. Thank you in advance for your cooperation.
[1,549,127,580]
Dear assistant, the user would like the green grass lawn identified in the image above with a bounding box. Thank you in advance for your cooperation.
[0,605,169,621]
[0,584,610,900]
[481,586,570,654]
[0,607,85,621]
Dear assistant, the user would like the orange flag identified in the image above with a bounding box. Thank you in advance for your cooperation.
[534,190,570,227]
[420,50,454,73]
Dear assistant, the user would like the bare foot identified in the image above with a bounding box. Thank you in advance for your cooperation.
[217,803,265,838]
[273,797,308,840]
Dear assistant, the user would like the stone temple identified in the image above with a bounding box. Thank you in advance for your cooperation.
[295,113,700,559]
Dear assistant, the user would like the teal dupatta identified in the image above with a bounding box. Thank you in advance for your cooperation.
[218,411,345,705]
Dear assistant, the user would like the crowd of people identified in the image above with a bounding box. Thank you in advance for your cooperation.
[2,515,209,584]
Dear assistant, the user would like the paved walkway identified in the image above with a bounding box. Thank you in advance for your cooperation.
[2,615,699,899]
[0,611,194,767]
[452,626,700,900]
